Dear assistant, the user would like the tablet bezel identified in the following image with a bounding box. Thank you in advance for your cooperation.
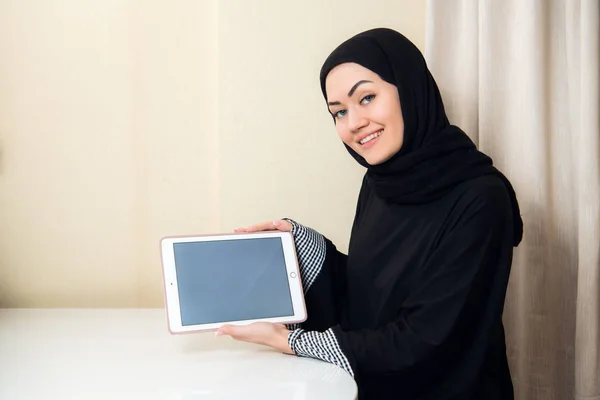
[160,231,306,334]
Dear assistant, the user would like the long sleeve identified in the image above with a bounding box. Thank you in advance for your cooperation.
[329,187,514,378]
[281,220,354,376]
[284,219,327,293]
[283,219,348,331]
[284,219,326,331]
[288,328,354,377]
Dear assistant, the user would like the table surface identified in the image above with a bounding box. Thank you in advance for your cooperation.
[0,308,357,400]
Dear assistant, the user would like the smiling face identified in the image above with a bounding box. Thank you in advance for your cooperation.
[325,62,404,165]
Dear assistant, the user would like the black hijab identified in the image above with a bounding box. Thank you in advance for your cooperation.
[319,28,523,246]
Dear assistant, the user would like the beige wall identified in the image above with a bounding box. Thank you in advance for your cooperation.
[0,0,426,307]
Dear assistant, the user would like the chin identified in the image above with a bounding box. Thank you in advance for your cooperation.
[365,156,385,166]
[365,152,394,166]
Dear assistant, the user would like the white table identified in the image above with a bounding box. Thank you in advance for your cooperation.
[0,308,357,400]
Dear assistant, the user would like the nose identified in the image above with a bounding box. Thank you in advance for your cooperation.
[348,108,368,133]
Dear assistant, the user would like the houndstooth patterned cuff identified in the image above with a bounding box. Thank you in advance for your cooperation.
[288,328,354,377]
[283,219,326,331]
[282,218,326,293]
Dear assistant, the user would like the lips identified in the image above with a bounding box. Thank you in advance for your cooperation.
[359,129,383,145]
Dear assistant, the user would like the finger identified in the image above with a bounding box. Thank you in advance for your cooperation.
[216,324,234,337]
[248,220,293,232]
[235,220,293,233]
[244,221,276,232]
[242,221,277,232]
[217,324,249,339]
[233,225,262,233]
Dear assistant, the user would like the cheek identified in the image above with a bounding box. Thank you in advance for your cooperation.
[336,124,353,146]
[381,106,404,142]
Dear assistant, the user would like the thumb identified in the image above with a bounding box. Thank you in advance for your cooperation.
[216,324,237,337]
[272,219,292,232]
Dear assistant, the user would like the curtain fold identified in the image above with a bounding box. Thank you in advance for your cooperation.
[425,1,599,399]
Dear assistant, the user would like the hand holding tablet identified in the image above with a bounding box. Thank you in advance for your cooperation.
[233,219,293,234]
[160,229,306,334]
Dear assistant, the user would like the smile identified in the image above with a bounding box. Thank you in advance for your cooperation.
[359,130,383,145]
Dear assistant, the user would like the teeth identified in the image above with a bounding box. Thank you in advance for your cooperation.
[360,130,383,145]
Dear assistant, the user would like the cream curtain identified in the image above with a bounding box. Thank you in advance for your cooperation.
[425,1,599,399]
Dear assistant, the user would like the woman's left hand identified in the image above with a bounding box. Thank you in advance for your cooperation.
[216,322,294,355]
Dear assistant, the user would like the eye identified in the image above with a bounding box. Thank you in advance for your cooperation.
[333,109,347,119]
[361,94,375,104]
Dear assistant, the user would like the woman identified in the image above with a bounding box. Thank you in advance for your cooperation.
[217,28,523,399]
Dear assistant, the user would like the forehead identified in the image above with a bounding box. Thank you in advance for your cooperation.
[325,62,382,96]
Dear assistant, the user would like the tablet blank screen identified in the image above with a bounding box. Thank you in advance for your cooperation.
[173,237,294,326]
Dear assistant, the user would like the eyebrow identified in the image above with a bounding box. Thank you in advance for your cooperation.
[327,80,373,106]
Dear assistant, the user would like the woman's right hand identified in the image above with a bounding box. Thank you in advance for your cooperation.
[234,219,293,233]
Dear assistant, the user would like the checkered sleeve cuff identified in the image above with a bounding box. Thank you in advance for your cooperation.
[287,328,354,377]
[282,218,326,293]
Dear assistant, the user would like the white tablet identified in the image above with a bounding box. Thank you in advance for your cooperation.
[160,231,306,334]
